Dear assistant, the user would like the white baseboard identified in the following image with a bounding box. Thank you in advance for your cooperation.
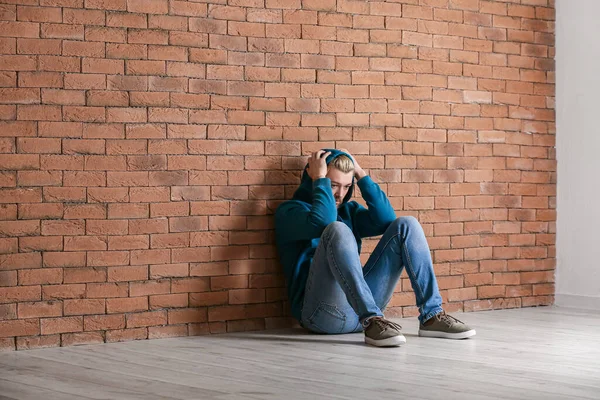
[555,293,600,310]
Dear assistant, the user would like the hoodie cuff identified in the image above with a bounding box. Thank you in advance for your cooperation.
[312,177,330,188]
[356,175,375,189]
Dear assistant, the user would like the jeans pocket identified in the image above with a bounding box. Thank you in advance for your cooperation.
[307,302,347,334]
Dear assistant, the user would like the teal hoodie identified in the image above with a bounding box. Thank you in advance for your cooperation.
[274,149,397,321]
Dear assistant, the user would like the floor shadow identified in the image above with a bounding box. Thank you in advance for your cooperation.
[216,332,366,346]
[206,327,420,346]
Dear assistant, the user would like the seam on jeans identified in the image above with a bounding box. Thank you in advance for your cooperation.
[402,241,426,305]
[302,228,331,321]
[308,302,347,334]
[325,223,362,308]
[326,244,361,309]
[361,231,404,310]
[363,232,403,278]
[359,219,432,319]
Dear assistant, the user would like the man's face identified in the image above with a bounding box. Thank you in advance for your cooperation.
[326,167,354,207]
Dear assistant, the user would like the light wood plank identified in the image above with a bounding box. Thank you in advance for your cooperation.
[1,307,599,400]
[0,379,92,400]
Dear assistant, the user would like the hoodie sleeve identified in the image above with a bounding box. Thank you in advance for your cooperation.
[353,176,397,238]
[275,177,338,243]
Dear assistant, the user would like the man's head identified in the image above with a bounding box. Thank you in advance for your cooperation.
[326,154,354,207]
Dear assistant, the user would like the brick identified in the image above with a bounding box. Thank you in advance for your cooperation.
[101,8,141,25]
[42,220,85,236]
[149,325,188,338]
[105,297,148,315]
[64,267,106,283]
[16,334,59,350]
[105,265,147,283]
[0,0,558,345]
[130,248,170,264]
[0,285,40,305]
[39,89,84,106]
[105,108,146,123]
[42,284,85,300]
[17,300,61,319]
[105,327,147,342]
[107,234,149,251]
[170,276,210,293]
[126,310,167,328]
[41,316,83,335]
[168,308,206,324]
[0,104,16,121]
[64,299,105,315]
[85,281,126,298]
[105,43,149,62]
[0,20,40,38]
[0,239,19,258]
[61,332,104,346]
[125,0,167,14]
[130,280,170,297]
[189,291,228,307]
[83,0,126,11]
[170,93,210,109]
[211,95,247,111]
[84,314,125,331]
[63,106,106,123]
[150,293,188,309]
[83,26,126,44]
[18,268,61,285]
[105,204,148,220]
[0,88,40,105]
[0,319,40,338]
[0,188,42,206]
[189,261,228,277]
[128,187,169,203]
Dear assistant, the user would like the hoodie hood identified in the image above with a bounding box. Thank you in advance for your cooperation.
[292,148,355,205]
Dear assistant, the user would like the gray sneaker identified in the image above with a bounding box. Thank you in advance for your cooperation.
[364,317,406,347]
[419,312,476,339]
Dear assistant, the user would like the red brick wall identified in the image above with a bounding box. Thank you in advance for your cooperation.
[0,0,555,350]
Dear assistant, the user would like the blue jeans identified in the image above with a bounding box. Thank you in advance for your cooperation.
[300,217,443,334]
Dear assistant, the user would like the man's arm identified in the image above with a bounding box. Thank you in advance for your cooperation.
[353,176,397,238]
[276,150,337,243]
[340,150,396,238]
[275,177,337,243]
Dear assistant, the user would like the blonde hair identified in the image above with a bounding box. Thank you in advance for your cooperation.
[330,155,354,174]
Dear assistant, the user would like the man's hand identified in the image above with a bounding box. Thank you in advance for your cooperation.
[307,150,331,180]
[339,149,367,180]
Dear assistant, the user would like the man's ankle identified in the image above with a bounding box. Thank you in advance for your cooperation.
[422,311,443,326]
[362,315,383,328]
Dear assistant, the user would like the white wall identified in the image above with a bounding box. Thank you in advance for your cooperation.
[556,0,600,309]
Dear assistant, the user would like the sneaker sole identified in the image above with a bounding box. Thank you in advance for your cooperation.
[365,334,407,347]
[418,329,476,340]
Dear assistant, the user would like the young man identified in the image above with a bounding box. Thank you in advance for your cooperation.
[275,149,475,347]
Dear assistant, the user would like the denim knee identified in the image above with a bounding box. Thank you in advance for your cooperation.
[390,216,422,233]
[323,221,354,242]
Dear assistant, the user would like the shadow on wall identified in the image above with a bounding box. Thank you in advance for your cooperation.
[226,154,305,246]
[215,155,303,313]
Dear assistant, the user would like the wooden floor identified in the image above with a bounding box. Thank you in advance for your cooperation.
[1,307,599,400]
